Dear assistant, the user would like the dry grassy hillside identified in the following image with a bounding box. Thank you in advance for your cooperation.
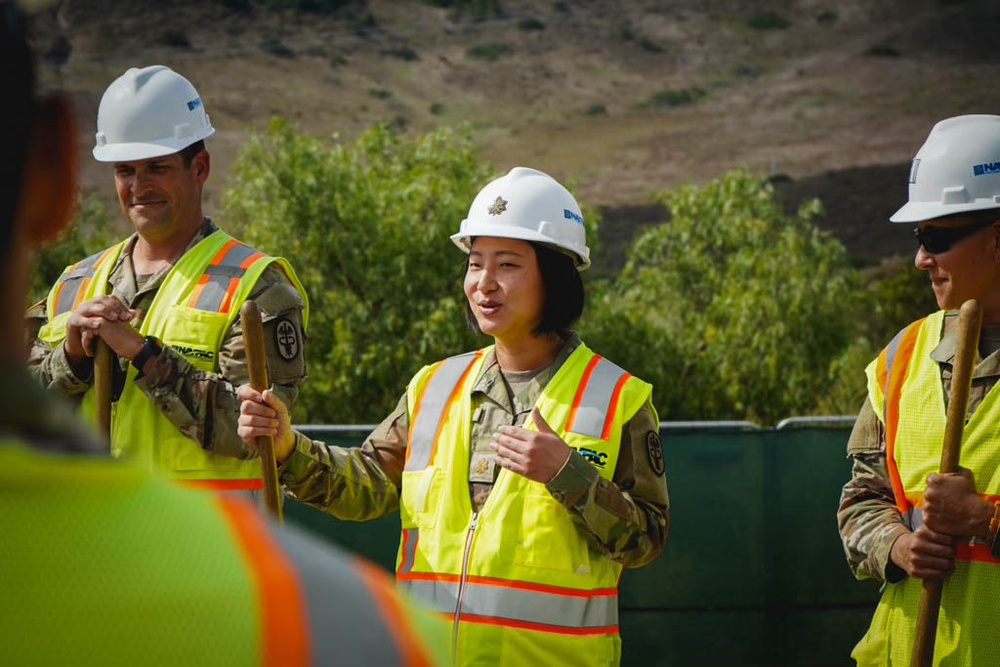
[29,0,1000,272]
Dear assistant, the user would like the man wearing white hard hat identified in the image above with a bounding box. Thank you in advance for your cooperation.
[26,65,310,497]
[838,114,1000,665]
[236,167,670,666]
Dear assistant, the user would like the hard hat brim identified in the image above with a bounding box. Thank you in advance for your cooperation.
[890,199,1000,224]
[92,129,214,163]
[450,227,591,271]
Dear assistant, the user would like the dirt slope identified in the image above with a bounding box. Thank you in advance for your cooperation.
[28,0,1000,272]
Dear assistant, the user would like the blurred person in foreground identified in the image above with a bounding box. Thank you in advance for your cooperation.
[0,2,451,664]
[238,166,670,667]
[838,114,1000,666]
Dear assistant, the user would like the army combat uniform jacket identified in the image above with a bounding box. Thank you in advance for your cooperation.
[279,333,670,570]
[25,219,308,463]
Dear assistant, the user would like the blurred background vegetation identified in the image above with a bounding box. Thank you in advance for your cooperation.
[30,121,935,426]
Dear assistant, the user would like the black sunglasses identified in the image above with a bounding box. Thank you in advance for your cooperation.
[914,218,997,255]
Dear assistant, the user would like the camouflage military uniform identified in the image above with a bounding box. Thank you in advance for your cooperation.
[838,314,1000,583]
[25,219,307,459]
[280,333,670,567]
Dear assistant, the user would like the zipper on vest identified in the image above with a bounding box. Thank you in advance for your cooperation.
[453,512,479,654]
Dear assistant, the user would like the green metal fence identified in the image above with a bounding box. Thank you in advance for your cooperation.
[285,419,881,666]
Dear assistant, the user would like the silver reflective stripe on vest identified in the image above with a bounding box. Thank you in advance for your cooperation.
[398,528,418,575]
[406,352,479,471]
[191,242,262,312]
[272,525,413,666]
[401,578,618,632]
[902,506,923,532]
[54,250,111,316]
[569,357,628,439]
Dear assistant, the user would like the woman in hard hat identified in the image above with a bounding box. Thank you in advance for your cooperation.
[238,167,670,667]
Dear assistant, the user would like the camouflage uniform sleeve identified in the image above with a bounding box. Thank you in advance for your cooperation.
[24,299,92,399]
[837,399,909,584]
[133,263,307,458]
[278,393,409,521]
[546,399,670,569]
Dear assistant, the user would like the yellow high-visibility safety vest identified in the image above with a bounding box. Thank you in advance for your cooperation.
[398,343,653,667]
[36,230,310,487]
[855,310,1000,666]
[0,439,448,666]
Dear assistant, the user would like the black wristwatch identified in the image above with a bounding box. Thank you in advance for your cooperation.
[132,335,163,378]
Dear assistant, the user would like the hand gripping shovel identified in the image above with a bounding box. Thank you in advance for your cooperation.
[241,300,283,521]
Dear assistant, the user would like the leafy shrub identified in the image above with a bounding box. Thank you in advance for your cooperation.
[156,29,191,49]
[518,18,545,31]
[385,46,419,61]
[260,38,295,58]
[466,42,513,61]
[588,169,861,424]
[639,87,706,109]
[816,10,838,25]
[865,44,901,57]
[748,12,791,30]
[223,122,497,423]
[29,193,122,304]
[637,37,663,53]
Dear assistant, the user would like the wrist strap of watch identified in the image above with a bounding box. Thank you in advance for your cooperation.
[132,335,163,379]
[987,500,1000,560]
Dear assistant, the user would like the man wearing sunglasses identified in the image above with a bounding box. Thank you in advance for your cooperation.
[838,114,1000,666]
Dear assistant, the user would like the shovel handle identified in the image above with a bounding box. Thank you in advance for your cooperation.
[241,300,283,521]
[94,339,113,440]
[912,298,982,667]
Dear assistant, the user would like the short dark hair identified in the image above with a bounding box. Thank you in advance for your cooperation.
[1,1,35,256]
[464,241,585,339]
[178,140,206,167]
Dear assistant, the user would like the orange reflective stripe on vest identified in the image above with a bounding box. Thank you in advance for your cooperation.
[398,571,619,636]
[880,318,925,514]
[353,558,438,667]
[217,495,311,666]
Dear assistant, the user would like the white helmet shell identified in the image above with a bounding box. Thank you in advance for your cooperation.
[891,114,1000,223]
[93,65,215,163]
[451,167,591,271]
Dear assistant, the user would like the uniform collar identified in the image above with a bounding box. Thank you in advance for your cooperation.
[931,311,1000,379]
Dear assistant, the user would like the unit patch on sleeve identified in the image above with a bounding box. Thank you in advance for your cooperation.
[646,430,665,477]
[274,318,300,361]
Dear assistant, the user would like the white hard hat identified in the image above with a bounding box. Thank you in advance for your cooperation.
[93,65,215,163]
[451,167,591,271]
[891,114,1000,223]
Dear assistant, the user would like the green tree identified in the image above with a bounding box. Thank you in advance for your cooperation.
[586,169,862,425]
[817,255,938,416]
[223,120,496,422]
[28,193,121,304]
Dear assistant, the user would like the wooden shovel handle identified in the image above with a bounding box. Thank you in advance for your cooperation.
[912,298,982,667]
[94,339,113,440]
[241,300,283,521]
